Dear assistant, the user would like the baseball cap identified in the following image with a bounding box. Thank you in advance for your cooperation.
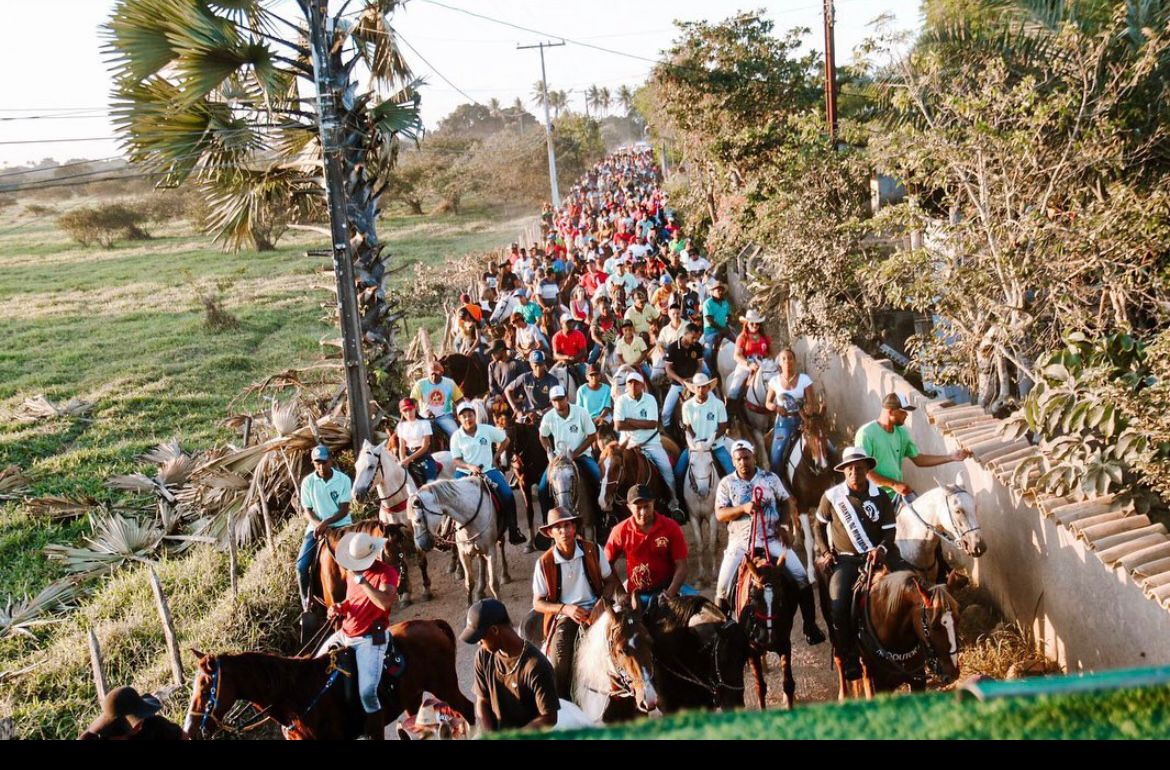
[455,401,477,416]
[730,439,755,454]
[625,371,645,384]
[626,484,655,504]
[529,350,546,364]
[490,339,508,353]
[460,598,511,644]
[311,445,331,462]
[882,393,917,412]
[549,385,567,400]
[515,288,528,297]
[586,362,601,375]
[399,397,417,411]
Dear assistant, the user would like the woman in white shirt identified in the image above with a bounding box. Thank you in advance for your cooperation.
[763,348,817,474]
[395,397,437,485]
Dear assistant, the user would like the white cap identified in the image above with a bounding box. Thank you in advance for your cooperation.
[691,372,714,387]
[455,401,476,415]
[549,385,567,399]
[625,371,645,384]
[730,439,755,454]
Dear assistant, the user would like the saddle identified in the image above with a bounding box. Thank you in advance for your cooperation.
[850,562,924,676]
[326,633,409,721]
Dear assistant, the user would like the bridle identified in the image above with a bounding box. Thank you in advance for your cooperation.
[550,455,580,509]
[900,487,980,550]
[685,445,715,497]
[652,619,745,703]
[361,443,410,513]
[411,477,487,547]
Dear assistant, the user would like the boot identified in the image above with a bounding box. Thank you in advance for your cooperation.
[363,711,385,740]
[506,506,527,545]
[798,586,826,645]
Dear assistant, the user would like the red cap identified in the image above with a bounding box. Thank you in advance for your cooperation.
[399,397,417,411]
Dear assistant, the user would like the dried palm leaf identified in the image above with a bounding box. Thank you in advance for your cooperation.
[156,454,197,487]
[106,473,176,504]
[12,395,94,423]
[137,440,185,465]
[269,398,300,436]
[0,579,80,641]
[24,495,101,522]
[44,512,162,577]
[0,465,30,500]
[197,471,250,491]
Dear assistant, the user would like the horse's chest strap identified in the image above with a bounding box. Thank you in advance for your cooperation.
[381,499,408,514]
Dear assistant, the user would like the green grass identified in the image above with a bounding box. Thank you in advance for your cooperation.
[0,201,526,597]
[517,683,1170,740]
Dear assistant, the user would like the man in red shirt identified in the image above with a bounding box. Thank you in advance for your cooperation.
[325,531,400,740]
[551,314,589,385]
[579,257,608,298]
[605,485,696,605]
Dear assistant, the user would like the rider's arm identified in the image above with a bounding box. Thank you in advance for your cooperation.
[663,555,688,598]
[353,570,397,612]
[403,433,431,465]
[319,502,350,528]
[714,419,729,440]
[715,501,752,523]
[866,469,909,493]
[493,434,512,468]
[504,377,525,415]
[910,450,971,467]
[732,341,749,368]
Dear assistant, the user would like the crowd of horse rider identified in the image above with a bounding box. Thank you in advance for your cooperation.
[106,147,984,741]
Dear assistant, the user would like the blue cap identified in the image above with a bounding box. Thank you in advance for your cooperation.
[311,445,331,462]
[660,274,673,284]
[515,288,528,297]
[529,350,546,364]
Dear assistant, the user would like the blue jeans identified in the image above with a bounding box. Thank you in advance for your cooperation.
[407,455,438,486]
[701,330,724,374]
[673,445,734,492]
[538,455,602,515]
[662,383,685,428]
[432,413,458,438]
[586,343,602,365]
[637,583,700,607]
[769,414,801,475]
[454,468,516,530]
[297,530,319,604]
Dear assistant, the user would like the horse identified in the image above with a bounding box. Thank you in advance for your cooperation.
[597,439,672,532]
[716,346,778,466]
[549,362,579,403]
[781,402,839,579]
[184,619,474,740]
[570,596,660,723]
[731,557,799,709]
[641,594,752,713]
[316,519,416,609]
[814,563,961,700]
[439,353,488,400]
[488,397,548,549]
[352,438,455,604]
[410,477,510,606]
[546,452,601,543]
[680,437,722,587]
[895,483,985,587]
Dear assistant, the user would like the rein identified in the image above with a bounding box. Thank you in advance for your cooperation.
[685,447,715,497]
[654,621,745,701]
[414,477,488,547]
[899,491,980,551]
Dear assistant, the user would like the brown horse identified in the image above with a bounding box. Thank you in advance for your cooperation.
[488,397,547,549]
[815,564,961,700]
[440,353,487,400]
[731,557,798,709]
[184,619,474,740]
[317,520,426,609]
[596,439,679,533]
[781,403,840,571]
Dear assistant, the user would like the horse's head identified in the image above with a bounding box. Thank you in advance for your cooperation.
[799,402,833,472]
[756,357,779,384]
[351,438,385,499]
[942,484,985,557]
[409,489,438,552]
[914,583,961,684]
[547,453,579,510]
[685,439,716,496]
[184,650,234,740]
[597,441,623,513]
[607,594,658,713]
[741,558,794,652]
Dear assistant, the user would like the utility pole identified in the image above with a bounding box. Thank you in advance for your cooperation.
[823,0,839,145]
[303,0,373,453]
[518,40,565,207]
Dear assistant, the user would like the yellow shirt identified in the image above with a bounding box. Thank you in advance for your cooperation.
[624,303,660,335]
[616,335,648,365]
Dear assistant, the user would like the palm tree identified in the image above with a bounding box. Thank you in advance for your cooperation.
[598,86,612,116]
[617,84,635,116]
[549,90,569,119]
[531,80,550,113]
[585,85,601,117]
[105,0,423,413]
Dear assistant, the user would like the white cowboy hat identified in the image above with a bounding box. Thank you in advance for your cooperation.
[834,446,878,472]
[414,702,443,728]
[730,439,755,454]
[740,309,766,325]
[691,372,714,387]
[335,532,387,573]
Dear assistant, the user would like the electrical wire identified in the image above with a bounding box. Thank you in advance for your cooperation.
[395,31,484,107]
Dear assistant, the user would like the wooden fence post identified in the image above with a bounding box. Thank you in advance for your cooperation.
[148,568,185,686]
[87,628,107,704]
[227,512,239,599]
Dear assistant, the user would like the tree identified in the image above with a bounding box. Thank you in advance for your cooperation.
[598,86,612,116]
[617,85,635,116]
[531,80,549,112]
[106,0,424,408]
[549,90,569,119]
[585,84,601,117]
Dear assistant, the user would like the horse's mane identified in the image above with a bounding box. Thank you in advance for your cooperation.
[572,607,615,701]
[871,570,926,620]
[421,478,479,510]
[650,595,725,634]
[214,650,326,702]
[325,518,385,546]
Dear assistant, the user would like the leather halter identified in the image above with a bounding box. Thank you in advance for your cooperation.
[412,477,488,546]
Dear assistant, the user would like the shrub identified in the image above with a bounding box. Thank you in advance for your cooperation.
[56,203,151,247]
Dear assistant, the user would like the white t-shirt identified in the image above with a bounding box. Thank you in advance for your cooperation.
[514,324,544,351]
[682,396,728,443]
[395,418,432,452]
[681,253,711,273]
[768,373,814,411]
[656,320,686,350]
[538,280,560,300]
[614,391,661,446]
[531,544,613,610]
[539,404,597,454]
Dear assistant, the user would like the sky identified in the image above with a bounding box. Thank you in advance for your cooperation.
[0,0,923,169]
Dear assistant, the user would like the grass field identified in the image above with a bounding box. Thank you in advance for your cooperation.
[0,200,528,598]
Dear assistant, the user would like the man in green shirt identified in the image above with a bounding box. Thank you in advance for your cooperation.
[854,393,972,499]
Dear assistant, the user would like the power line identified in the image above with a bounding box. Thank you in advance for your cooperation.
[0,136,118,146]
[0,157,124,180]
[395,32,484,107]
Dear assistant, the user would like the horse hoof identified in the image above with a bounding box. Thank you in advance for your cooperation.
[422,589,433,602]
[399,595,413,608]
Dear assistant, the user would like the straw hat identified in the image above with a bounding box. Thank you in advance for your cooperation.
[538,506,582,534]
[335,532,387,573]
[740,309,766,325]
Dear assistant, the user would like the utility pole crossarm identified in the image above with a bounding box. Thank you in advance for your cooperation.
[518,40,566,208]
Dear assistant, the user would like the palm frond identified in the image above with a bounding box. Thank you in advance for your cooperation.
[10,395,93,423]
[24,495,102,522]
[270,398,301,436]
[0,579,80,642]
[0,465,30,500]
[44,512,162,577]
[344,2,412,87]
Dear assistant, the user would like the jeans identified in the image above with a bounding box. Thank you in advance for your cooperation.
[716,538,809,602]
[319,631,387,714]
[546,616,583,698]
[673,445,733,495]
[296,530,319,605]
[701,330,724,374]
[641,444,679,505]
[454,468,517,531]
[769,414,801,477]
[537,455,602,516]
[586,343,603,365]
[431,413,458,438]
[407,455,438,486]
[725,363,757,401]
[661,383,688,428]
[636,583,699,607]
[562,361,587,386]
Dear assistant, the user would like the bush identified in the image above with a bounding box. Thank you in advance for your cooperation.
[23,203,56,216]
[57,203,151,247]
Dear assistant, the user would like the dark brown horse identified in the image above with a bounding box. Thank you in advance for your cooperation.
[488,397,547,549]
[317,520,429,609]
[596,439,679,533]
[440,352,488,400]
[184,619,474,740]
[782,403,840,571]
[731,557,798,709]
[814,563,960,700]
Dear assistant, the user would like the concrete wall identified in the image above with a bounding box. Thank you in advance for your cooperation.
[725,255,1170,671]
[793,336,1170,672]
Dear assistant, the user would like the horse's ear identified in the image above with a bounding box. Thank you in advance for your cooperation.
[189,648,206,662]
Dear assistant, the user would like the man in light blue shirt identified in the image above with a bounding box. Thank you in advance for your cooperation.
[296,444,353,608]
[613,372,681,515]
[450,402,525,545]
[575,363,613,426]
[674,373,734,496]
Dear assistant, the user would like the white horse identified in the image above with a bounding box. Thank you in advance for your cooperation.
[571,597,660,723]
[680,437,723,587]
[895,482,986,585]
[546,449,600,543]
[717,345,778,467]
[549,363,579,403]
[410,477,511,606]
